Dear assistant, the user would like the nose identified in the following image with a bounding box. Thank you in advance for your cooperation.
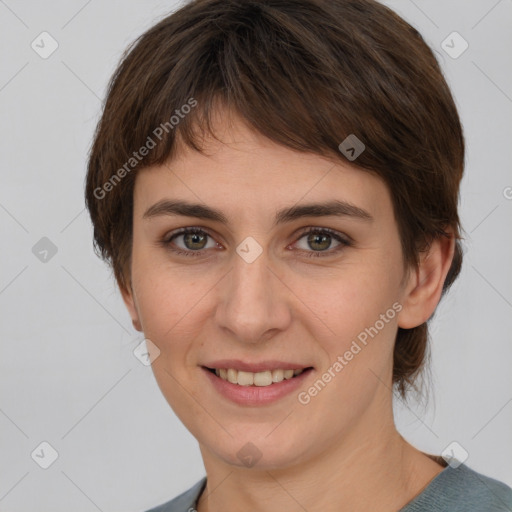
[214,248,292,344]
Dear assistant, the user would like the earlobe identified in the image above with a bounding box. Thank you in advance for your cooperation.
[119,281,143,332]
[397,233,455,329]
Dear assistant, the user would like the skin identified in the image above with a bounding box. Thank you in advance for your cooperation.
[121,108,455,512]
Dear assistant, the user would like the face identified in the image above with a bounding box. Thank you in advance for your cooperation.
[122,111,417,472]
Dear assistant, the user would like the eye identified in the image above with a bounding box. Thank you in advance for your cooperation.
[292,227,352,258]
[160,227,219,257]
[159,226,352,258]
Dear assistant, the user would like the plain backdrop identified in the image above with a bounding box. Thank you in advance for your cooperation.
[1,0,511,511]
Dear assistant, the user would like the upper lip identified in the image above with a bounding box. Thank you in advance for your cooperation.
[202,359,313,373]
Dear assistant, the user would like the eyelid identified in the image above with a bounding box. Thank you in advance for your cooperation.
[161,226,220,256]
[291,226,352,258]
[162,226,217,244]
[294,226,353,245]
[160,225,352,257]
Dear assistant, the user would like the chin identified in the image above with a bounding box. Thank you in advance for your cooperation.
[200,429,310,471]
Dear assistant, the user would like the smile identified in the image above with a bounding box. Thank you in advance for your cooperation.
[208,367,307,387]
[202,364,314,406]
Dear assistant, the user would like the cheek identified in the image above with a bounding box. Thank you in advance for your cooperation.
[299,282,400,422]
[303,261,402,397]
[133,268,213,421]
[311,262,401,342]
[131,261,210,358]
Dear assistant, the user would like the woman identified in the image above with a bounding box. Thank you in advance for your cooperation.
[85,0,512,510]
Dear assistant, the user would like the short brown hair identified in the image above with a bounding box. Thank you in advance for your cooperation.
[85,0,465,399]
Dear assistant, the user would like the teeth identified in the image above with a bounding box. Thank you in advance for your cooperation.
[213,368,305,387]
[272,369,284,383]
[253,371,272,386]
[227,368,238,384]
[283,369,294,379]
[237,371,254,386]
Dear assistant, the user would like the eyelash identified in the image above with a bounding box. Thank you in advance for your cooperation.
[159,226,352,258]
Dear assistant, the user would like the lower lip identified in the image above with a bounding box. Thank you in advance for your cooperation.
[202,367,314,406]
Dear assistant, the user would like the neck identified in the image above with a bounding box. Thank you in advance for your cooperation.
[196,395,444,512]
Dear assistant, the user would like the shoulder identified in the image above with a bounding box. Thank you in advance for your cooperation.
[401,463,512,511]
[143,477,206,512]
[450,464,512,510]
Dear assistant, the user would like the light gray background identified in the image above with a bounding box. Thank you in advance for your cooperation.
[1,1,511,511]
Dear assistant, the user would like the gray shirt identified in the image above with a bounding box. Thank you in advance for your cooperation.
[144,463,512,511]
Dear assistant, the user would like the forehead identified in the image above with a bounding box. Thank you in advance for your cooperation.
[132,113,392,223]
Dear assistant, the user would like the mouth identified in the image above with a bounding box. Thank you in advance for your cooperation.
[202,366,314,387]
[200,359,315,405]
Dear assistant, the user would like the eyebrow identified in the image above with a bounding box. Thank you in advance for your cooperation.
[142,199,373,226]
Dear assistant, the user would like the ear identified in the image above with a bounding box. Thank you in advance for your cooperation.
[397,232,455,329]
[119,280,143,332]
